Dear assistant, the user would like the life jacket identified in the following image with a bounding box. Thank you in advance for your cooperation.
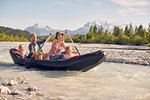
[10,48,23,58]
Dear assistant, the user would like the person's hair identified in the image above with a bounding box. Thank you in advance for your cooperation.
[19,44,24,49]
[55,32,63,40]
[65,46,71,52]
[31,33,36,37]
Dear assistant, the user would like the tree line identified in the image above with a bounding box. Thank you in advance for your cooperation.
[1,24,150,46]
[70,23,150,45]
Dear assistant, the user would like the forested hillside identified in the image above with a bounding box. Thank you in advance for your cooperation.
[0,26,31,41]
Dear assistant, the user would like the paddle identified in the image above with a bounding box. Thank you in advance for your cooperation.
[25,34,52,69]
[66,31,81,55]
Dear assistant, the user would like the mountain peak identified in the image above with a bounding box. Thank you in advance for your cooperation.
[34,23,40,26]
[93,20,102,25]
[33,23,43,29]
[45,25,51,30]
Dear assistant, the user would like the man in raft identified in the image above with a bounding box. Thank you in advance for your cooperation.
[27,33,52,60]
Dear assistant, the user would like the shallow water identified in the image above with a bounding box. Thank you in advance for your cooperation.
[0,43,150,100]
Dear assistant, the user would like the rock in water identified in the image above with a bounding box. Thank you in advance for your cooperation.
[17,74,27,80]
[0,85,11,95]
[28,86,37,92]
[0,97,8,100]
[1,80,9,86]
[8,80,18,86]
[21,80,28,84]
[11,90,22,95]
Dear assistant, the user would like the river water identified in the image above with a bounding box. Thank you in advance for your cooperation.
[0,42,150,100]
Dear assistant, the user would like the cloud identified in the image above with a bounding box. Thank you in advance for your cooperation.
[110,0,150,7]
[53,1,65,5]
[118,7,147,16]
[93,1,101,6]
[110,0,149,16]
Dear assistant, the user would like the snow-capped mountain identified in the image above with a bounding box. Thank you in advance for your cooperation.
[25,23,63,36]
[25,20,125,36]
[73,20,125,35]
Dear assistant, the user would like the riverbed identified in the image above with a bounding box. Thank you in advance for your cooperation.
[0,42,150,100]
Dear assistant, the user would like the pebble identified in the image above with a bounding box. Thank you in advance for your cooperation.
[20,80,28,84]
[8,80,18,86]
[0,85,11,95]
[11,90,22,95]
[0,97,8,100]
[2,80,9,86]
[28,86,37,92]
[16,74,27,80]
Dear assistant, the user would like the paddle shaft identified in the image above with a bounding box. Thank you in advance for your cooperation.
[25,35,52,69]
[35,35,52,54]
[66,32,81,55]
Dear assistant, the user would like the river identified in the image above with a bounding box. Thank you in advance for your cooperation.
[0,42,150,100]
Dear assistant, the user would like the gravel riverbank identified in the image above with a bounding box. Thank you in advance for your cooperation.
[77,43,150,66]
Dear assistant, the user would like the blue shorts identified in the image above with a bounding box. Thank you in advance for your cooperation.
[49,54,65,60]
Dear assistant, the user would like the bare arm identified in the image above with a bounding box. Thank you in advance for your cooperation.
[62,42,66,50]
[47,33,53,41]
[72,51,80,54]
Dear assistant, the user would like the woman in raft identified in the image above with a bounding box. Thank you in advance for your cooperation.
[28,33,52,60]
[45,30,68,60]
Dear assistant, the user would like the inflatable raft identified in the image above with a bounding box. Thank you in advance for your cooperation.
[10,48,106,72]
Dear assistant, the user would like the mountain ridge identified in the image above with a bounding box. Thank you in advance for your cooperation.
[25,20,126,36]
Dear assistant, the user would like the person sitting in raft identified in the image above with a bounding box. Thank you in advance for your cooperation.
[63,46,79,59]
[17,44,28,58]
[45,30,68,60]
[28,33,51,60]
[49,46,79,60]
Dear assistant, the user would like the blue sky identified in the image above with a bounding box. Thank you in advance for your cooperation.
[0,0,150,30]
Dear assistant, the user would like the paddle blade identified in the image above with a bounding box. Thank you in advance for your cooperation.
[24,57,34,69]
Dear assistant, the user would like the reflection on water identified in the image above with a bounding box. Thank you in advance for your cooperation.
[0,49,150,100]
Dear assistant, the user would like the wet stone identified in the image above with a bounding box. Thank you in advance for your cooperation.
[11,90,22,95]
[0,97,8,100]
[1,80,9,86]
[0,85,11,95]
[8,80,18,86]
[28,86,37,92]
[20,80,28,84]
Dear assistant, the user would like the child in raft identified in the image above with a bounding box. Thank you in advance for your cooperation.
[18,44,28,58]
[49,46,79,60]
[64,46,79,59]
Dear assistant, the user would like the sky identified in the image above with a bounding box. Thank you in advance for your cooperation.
[0,0,150,30]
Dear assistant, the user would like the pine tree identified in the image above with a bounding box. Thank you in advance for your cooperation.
[124,25,129,36]
[113,26,122,37]
[128,24,134,38]
[87,26,94,39]
[135,26,138,36]
[147,32,150,43]
[93,25,97,36]
[148,23,150,33]
[137,25,144,37]
[143,29,147,39]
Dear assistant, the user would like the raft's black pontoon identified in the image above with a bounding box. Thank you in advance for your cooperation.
[10,48,106,72]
